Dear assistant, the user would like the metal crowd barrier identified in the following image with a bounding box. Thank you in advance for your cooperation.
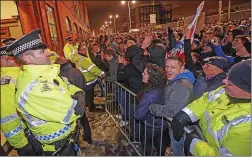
[102,81,205,156]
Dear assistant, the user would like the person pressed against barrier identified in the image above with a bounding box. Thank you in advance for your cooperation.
[6,28,85,156]
[148,56,195,156]
[132,63,170,156]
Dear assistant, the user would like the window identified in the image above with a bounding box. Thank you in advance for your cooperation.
[65,16,72,32]
[73,23,78,34]
[46,4,58,43]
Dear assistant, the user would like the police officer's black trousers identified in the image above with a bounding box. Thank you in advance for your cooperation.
[85,80,98,110]
[80,113,92,143]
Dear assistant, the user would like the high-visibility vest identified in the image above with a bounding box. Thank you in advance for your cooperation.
[77,55,104,84]
[0,67,28,149]
[15,64,82,146]
[183,87,251,156]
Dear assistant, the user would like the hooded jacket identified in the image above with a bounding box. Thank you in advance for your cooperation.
[148,43,166,68]
[149,69,195,118]
[125,45,147,73]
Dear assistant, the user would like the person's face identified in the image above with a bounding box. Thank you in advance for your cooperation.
[105,54,113,61]
[227,32,233,42]
[92,46,100,53]
[165,59,184,80]
[202,44,212,53]
[142,67,150,84]
[202,63,221,76]
[27,49,51,65]
[79,46,88,55]
[223,77,251,99]
[192,42,198,50]
[232,38,248,56]
[191,54,199,63]
[203,33,213,43]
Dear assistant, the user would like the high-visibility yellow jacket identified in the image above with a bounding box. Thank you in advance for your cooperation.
[76,55,104,85]
[0,67,28,149]
[63,43,75,62]
[182,87,251,156]
[15,64,82,148]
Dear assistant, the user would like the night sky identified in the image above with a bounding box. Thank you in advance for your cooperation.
[87,0,251,34]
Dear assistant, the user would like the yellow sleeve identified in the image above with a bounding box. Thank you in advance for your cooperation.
[182,92,209,123]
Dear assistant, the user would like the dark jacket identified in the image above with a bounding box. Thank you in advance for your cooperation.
[105,56,119,82]
[149,70,195,118]
[148,43,166,68]
[193,73,226,100]
[125,45,147,73]
[134,89,167,128]
[59,61,86,91]
[88,51,109,72]
[117,63,143,94]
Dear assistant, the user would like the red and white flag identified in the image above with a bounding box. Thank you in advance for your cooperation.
[167,1,205,60]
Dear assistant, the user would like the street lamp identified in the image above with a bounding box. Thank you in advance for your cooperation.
[121,1,136,30]
[109,14,119,33]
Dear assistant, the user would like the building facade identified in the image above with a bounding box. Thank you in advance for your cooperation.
[1,0,90,56]
[131,1,172,29]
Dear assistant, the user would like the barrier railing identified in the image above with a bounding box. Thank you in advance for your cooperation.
[102,81,206,156]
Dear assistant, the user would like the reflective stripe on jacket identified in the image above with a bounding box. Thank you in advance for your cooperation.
[1,67,28,148]
[183,87,251,156]
[77,55,104,83]
[15,64,81,145]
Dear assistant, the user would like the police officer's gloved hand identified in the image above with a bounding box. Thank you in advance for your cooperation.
[184,130,200,151]
[72,91,85,109]
[72,91,85,116]
[16,143,36,156]
[171,111,192,141]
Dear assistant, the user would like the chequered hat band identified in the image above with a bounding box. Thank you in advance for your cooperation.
[12,39,43,56]
[0,50,8,56]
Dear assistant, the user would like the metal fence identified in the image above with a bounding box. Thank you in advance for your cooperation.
[102,81,206,156]
[102,81,170,156]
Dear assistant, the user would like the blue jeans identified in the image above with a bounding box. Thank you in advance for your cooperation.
[169,128,184,156]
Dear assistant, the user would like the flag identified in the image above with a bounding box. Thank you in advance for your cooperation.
[167,1,205,60]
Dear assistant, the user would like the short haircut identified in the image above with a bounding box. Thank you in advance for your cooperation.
[235,35,248,42]
[104,47,116,56]
[166,56,184,66]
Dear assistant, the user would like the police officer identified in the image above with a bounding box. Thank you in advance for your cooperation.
[63,36,75,64]
[76,44,105,112]
[171,60,251,156]
[0,45,35,155]
[6,28,85,155]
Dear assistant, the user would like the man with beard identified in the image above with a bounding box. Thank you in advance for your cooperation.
[171,60,251,156]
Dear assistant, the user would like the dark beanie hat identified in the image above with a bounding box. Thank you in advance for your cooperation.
[228,60,251,93]
[205,56,230,72]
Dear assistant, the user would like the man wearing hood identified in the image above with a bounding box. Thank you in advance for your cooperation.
[148,56,195,156]
[147,38,166,68]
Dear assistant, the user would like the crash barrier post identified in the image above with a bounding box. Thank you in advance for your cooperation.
[103,81,205,156]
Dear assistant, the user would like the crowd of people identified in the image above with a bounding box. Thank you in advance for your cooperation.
[0,18,251,156]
